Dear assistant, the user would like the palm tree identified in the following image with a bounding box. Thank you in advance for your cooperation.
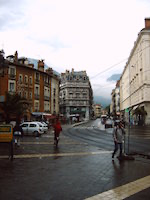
[0,92,28,123]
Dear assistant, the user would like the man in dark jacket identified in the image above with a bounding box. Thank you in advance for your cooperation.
[112,121,125,160]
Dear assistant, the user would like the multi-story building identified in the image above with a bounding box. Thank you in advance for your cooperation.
[59,69,93,121]
[50,71,60,115]
[110,80,120,117]
[120,18,150,124]
[0,51,60,122]
[93,104,101,118]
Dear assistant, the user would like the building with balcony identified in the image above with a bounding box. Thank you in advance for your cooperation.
[120,18,150,125]
[93,104,101,118]
[59,69,93,121]
[110,80,120,118]
[0,51,60,122]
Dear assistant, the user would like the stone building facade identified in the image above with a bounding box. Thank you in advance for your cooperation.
[120,18,150,124]
[59,69,93,121]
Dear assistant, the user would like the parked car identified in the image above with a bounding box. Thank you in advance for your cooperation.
[36,121,48,133]
[20,122,44,136]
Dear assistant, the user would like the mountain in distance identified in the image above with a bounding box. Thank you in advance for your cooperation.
[107,74,121,82]
[94,95,111,108]
[93,73,121,107]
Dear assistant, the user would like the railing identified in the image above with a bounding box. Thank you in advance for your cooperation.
[34,94,40,100]
[44,96,50,101]
[9,74,16,79]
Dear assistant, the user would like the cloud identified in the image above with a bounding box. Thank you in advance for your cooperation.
[107,74,121,82]
[0,0,30,31]
[1,0,150,100]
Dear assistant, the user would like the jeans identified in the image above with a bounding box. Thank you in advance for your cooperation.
[112,141,123,157]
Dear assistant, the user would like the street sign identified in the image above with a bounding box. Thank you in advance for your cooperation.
[0,124,13,142]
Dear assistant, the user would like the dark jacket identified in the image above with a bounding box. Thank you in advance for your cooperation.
[53,121,62,136]
[13,124,23,137]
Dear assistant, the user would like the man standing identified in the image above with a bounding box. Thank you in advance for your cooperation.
[112,121,125,160]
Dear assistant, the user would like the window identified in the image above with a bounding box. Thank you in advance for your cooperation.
[34,101,39,111]
[8,81,16,92]
[83,93,87,98]
[9,67,16,75]
[35,72,40,82]
[35,85,40,95]
[19,74,23,83]
[25,75,28,84]
[24,91,28,99]
[53,88,56,96]
[10,83,15,91]
[35,87,39,94]
[29,76,32,85]
[18,91,23,97]
[29,92,32,99]
[76,93,80,98]
[29,124,36,128]
[21,124,28,128]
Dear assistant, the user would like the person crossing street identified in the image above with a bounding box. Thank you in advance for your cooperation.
[53,117,62,147]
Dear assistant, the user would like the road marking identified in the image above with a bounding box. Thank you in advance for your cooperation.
[85,175,150,200]
[0,150,112,159]
[20,141,86,145]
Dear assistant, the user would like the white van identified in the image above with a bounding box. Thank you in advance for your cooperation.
[20,122,44,136]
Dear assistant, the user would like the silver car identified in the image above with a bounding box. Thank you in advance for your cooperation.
[20,122,44,136]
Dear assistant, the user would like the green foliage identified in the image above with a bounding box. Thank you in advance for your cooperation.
[0,92,27,123]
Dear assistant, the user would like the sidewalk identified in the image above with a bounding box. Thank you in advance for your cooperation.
[0,122,150,199]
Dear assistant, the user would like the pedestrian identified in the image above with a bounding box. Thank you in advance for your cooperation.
[13,122,23,147]
[112,121,126,160]
[53,117,62,147]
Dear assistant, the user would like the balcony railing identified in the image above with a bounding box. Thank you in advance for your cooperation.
[35,78,40,84]
[9,74,16,80]
[44,96,50,101]
[34,94,40,100]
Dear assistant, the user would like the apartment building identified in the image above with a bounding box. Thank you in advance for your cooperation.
[93,104,101,118]
[110,80,120,117]
[0,51,60,122]
[59,69,93,121]
[120,18,150,124]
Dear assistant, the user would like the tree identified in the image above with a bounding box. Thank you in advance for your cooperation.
[0,92,28,123]
[105,105,110,116]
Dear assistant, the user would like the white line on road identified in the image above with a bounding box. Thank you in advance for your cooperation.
[85,175,150,200]
[0,150,112,159]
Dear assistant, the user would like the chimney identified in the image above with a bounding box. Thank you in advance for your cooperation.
[145,18,150,29]
[38,59,44,72]
[14,51,18,62]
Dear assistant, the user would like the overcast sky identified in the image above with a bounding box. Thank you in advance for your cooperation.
[0,0,150,99]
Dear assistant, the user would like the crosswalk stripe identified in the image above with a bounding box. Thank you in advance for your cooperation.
[20,141,86,145]
[0,150,112,159]
[85,175,150,200]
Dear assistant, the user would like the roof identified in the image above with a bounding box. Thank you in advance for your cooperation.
[27,58,60,76]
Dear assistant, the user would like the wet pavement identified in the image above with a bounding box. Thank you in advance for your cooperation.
[0,123,150,199]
